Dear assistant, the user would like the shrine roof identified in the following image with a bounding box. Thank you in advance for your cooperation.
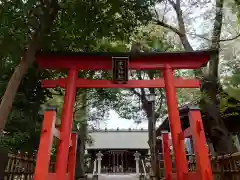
[86,129,149,149]
[36,49,217,70]
[86,128,148,133]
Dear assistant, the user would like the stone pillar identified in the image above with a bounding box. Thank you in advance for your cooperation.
[85,150,90,169]
[96,151,103,175]
[93,159,97,174]
[113,152,115,173]
[121,152,124,173]
[134,151,141,176]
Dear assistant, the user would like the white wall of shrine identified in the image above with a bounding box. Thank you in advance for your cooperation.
[86,129,149,149]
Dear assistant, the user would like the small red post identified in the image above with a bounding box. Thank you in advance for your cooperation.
[34,107,57,180]
[55,69,77,180]
[188,107,213,180]
[162,131,172,180]
[68,133,78,180]
[163,65,188,180]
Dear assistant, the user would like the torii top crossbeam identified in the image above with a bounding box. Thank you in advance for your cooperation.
[36,50,215,70]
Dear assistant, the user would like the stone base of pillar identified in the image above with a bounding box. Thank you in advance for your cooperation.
[149,175,162,180]
[92,174,98,180]
[139,174,145,180]
[76,175,88,180]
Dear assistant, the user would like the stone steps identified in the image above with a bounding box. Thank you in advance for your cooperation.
[98,174,139,180]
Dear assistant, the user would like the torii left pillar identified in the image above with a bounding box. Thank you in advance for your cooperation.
[55,69,77,180]
[163,65,188,180]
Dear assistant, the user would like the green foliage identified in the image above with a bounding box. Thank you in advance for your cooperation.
[224,72,240,100]
[0,0,154,152]
[230,0,240,23]
[0,66,49,153]
[44,0,152,51]
[219,61,240,119]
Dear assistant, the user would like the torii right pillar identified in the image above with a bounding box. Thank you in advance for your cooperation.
[188,106,213,180]
[163,64,213,180]
[163,64,188,180]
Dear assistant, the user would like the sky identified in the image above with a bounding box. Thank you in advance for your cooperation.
[99,110,149,129]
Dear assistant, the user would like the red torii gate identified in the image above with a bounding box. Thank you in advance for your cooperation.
[34,50,214,180]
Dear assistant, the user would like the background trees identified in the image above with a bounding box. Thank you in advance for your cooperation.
[150,0,240,154]
[0,0,151,133]
[0,0,150,151]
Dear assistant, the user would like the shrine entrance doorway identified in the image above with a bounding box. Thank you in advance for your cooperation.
[103,150,134,173]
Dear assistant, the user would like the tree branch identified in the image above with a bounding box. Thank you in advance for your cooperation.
[220,33,240,41]
[168,0,177,10]
[153,19,182,36]
[154,0,240,48]
[153,18,240,43]
[188,32,240,42]
[131,88,142,98]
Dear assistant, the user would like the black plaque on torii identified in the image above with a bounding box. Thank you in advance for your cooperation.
[112,57,129,84]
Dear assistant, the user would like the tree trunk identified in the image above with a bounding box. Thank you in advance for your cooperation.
[79,127,86,177]
[202,0,237,154]
[175,0,193,52]
[0,60,29,133]
[143,100,159,179]
[201,77,237,154]
[75,138,82,179]
[0,148,8,180]
[0,0,59,134]
[74,89,88,178]
[75,135,86,178]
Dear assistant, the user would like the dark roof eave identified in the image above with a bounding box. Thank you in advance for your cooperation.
[36,49,217,59]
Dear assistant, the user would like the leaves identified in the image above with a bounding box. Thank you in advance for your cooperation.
[0,66,47,152]
[0,0,153,151]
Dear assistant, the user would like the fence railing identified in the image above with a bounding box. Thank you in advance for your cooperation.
[3,153,35,180]
[187,152,240,180]
[156,152,240,180]
[3,151,240,180]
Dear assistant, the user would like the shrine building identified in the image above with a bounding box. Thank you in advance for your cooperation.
[85,128,152,174]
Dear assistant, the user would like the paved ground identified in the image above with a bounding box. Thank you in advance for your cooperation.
[98,174,138,180]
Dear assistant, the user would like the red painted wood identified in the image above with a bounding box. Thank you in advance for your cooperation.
[47,173,56,180]
[183,127,192,138]
[162,132,172,180]
[41,78,200,88]
[55,69,77,180]
[68,134,77,180]
[34,111,56,180]
[171,173,177,180]
[183,172,199,180]
[36,51,210,70]
[163,65,188,180]
[188,110,213,180]
[47,173,69,180]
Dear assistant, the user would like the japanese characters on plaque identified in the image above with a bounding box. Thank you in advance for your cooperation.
[112,57,129,84]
